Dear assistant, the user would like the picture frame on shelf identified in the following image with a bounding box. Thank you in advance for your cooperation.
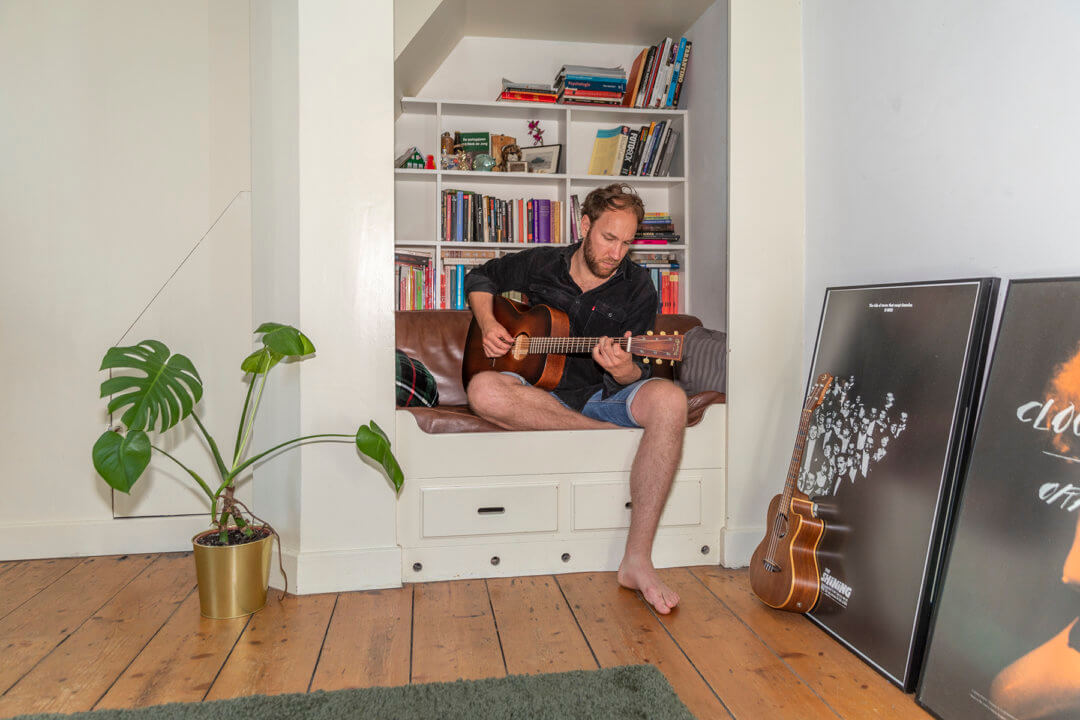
[506,161,528,173]
[520,144,561,174]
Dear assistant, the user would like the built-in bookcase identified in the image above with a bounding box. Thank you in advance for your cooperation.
[395,96,690,312]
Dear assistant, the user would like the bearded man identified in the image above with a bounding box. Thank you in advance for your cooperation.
[463,183,688,614]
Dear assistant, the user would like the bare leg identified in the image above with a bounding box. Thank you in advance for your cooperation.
[617,379,687,614]
[467,371,616,431]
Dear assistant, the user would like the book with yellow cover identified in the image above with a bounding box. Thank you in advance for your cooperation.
[588,127,623,175]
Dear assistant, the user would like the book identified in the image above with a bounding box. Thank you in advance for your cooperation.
[560,78,626,92]
[502,77,554,93]
[635,45,658,107]
[671,41,692,108]
[623,48,648,106]
[457,131,490,154]
[588,127,623,176]
[497,90,558,103]
[619,129,639,176]
[537,200,551,243]
[666,38,688,108]
[657,129,680,176]
[612,126,630,175]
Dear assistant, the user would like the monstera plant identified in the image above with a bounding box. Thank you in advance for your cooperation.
[92,323,403,546]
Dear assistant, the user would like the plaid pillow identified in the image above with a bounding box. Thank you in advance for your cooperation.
[395,350,439,408]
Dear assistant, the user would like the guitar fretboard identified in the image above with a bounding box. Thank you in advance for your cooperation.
[525,337,629,354]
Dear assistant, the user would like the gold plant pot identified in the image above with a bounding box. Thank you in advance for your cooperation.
[191,527,273,619]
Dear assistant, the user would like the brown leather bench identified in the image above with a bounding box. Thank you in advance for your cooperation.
[395,310,725,434]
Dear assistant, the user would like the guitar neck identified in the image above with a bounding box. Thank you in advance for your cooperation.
[525,337,631,354]
[780,406,815,504]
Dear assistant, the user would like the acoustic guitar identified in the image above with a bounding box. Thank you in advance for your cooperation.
[461,296,684,390]
[749,372,834,613]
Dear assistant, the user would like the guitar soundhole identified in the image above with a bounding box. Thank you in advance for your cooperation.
[763,560,781,573]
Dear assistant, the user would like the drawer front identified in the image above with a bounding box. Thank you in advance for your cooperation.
[573,477,701,530]
[422,483,558,538]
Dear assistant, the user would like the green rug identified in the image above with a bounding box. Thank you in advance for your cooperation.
[18,664,695,720]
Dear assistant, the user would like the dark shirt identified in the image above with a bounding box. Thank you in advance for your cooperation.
[464,242,657,410]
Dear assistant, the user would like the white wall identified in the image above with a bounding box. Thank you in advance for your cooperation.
[685,0,729,333]
[0,1,251,558]
[251,0,400,593]
[803,1,1080,358]
[723,0,806,565]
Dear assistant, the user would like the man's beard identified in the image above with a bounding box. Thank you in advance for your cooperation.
[582,231,619,279]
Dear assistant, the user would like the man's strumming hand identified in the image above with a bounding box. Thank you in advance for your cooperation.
[593,331,641,385]
[480,319,514,358]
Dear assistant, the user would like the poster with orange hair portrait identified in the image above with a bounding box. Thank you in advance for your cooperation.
[920,277,1080,720]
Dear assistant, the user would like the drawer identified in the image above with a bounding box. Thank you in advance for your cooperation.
[422,483,558,538]
[572,477,701,530]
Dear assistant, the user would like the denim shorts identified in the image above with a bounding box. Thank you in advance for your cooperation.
[503,372,660,428]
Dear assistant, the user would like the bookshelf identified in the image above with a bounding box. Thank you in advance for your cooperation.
[395,96,690,312]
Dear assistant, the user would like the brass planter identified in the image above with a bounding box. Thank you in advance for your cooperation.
[191,527,273,619]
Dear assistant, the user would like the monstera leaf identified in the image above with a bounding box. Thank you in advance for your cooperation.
[356,420,404,492]
[92,429,151,493]
[240,323,315,375]
[99,340,203,433]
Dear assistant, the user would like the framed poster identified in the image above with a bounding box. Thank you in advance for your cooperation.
[801,279,998,690]
[919,277,1080,720]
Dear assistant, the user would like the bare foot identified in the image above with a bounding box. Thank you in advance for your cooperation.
[618,556,680,614]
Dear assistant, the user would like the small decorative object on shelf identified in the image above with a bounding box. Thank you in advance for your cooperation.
[528,120,545,145]
[520,144,561,174]
[507,161,528,173]
[424,154,436,170]
[395,146,427,169]
[473,153,496,171]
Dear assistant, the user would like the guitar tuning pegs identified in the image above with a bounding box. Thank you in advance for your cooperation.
[656,359,664,365]
[643,358,650,364]
[660,331,666,335]
[647,330,654,336]
[673,330,679,335]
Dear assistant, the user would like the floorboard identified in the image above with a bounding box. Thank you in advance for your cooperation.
[204,592,336,701]
[0,554,156,695]
[0,558,82,620]
[309,586,412,691]
[557,572,731,720]
[693,566,932,720]
[94,592,248,710]
[410,579,505,684]
[487,575,598,676]
[0,554,193,717]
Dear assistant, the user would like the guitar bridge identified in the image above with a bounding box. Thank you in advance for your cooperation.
[763,560,781,573]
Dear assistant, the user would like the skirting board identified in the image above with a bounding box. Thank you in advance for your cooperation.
[720,525,761,568]
[402,532,722,583]
[270,545,402,594]
[0,515,212,560]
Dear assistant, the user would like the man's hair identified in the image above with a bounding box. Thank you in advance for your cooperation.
[580,183,645,226]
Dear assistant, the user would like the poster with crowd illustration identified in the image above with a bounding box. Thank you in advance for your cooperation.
[919,277,1080,720]
[801,279,998,691]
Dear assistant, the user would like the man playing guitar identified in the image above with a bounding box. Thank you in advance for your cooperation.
[464,184,688,614]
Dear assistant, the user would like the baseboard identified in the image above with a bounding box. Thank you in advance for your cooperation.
[0,515,213,560]
[719,525,761,568]
[402,532,721,583]
[270,545,402,593]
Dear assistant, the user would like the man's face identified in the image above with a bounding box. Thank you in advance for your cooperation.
[579,207,638,279]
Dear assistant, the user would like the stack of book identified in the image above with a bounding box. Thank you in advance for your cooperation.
[632,250,680,314]
[554,65,626,106]
[442,190,562,244]
[441,249,497,310]
[395,249,434,310]
[496,78,557,103]
[623,37,692,109]
[634,212,680,245]
[587,121,681,177]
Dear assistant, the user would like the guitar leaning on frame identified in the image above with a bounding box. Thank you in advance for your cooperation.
[749,372,834,613]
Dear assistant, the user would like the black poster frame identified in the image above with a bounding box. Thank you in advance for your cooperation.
[917,276,1080,719]
[801,278,999,690]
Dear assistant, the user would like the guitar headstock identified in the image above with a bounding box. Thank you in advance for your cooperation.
[631,331,684,361]
[804,372,834,411]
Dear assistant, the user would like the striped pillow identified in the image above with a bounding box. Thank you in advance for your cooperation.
[395,350,439,407]
[675,326,727,395]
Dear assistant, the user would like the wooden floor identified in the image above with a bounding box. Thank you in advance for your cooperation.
[0,554,932,719]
